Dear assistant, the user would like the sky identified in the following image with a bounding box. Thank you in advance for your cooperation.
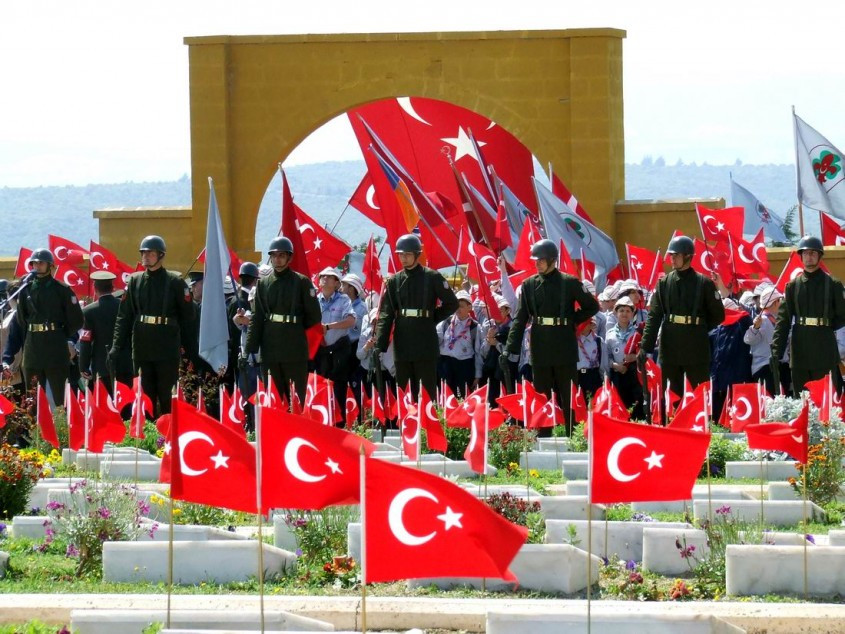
[2,0,844,188]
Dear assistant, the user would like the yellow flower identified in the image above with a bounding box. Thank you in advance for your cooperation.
[172,508,182,516]
[529,469,540,478]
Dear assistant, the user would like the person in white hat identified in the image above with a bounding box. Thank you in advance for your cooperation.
[605,296,644,418]
[315,267,356,419]
[618,279,648,327]
[436,289,481,398]
[743,286,784,394]
[341,273,368,421]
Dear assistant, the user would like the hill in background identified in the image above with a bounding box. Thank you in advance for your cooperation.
[0,159,802,257]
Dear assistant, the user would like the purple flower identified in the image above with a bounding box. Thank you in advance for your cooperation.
[679,544,696,559]
[65,544,79,558]
[715,505,731,516]
[155,436,166,448]
[46,501,65,511]
[805,534,816,545]
[29,506,41,516]
[69,479,87,494]
[0,523,7,537]
[137,500,151,516]
[601,556,610,566]
[295,548,303,557]
[147,523,159,539]
[625,560,637,571]
[97,507,111,519]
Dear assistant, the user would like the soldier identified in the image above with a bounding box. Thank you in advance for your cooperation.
[375,233,458,400]
[110,235,195,416]
[9,248,83,405]
[79,271,133,391]
[506,239,599,434]
[640,235,725,397]
[772,235,845,395]
[244,236,321,404]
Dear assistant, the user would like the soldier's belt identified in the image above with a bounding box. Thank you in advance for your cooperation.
[268,314,298,323]
[535,317,569,326]
[139,315,171,325]
[400,309,430,318]
[28,323,58,332]
[667,314,702,325]
[797,317,830,327]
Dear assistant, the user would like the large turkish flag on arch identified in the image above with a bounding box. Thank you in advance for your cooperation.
[591,411,711,504]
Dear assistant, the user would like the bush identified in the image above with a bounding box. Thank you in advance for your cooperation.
[488,424,535,470]
[0,444,43,519]
[485,491,545,543]
[702,434,747,478]
[44,479,148,576]
[283,506,360,588]
[444,427,470,461]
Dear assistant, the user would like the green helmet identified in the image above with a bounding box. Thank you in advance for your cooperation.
[395,234,423,254]
[666,235,695,256]
[139,235,166,254]
[530,239,558,261]
[268,236,294,254]
[28,248,55,265]
[238,262,260,278]
[796,235,824,255]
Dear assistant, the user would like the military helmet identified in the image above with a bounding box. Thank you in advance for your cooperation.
[268,236,294,254]
[238,262,260,278]
[666,235,695,256]
[530,239,558,261]
[394,233,423,254]
[0,279,8,295]
[796,235,824,255]
[29,248,55,265]
[139,235,166,253]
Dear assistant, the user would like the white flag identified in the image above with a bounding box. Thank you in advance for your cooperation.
[794,112,845,220]
[199,178,232,373]
[730,176,789,244]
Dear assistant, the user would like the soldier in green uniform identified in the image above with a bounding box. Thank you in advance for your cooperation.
[640,235,725,398]
[505,239,599,434]
[11,248,83,405]
[110,235,195,416]
[79,271,133,392]
[244,236,321,404]
[772,235,845,395]
[375,233,458,401]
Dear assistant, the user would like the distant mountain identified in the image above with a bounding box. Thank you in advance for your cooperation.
[0,160,805,257]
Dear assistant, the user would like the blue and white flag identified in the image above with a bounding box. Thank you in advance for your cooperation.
[730,176,789,244]
[794,112,845,220]
[199,178,232,373]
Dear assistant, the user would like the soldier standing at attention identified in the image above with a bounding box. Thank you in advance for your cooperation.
[772,236,845,395]
[244,236,321,404]
[375,233,458,401]
[640,235,725,396]
[79,271,133,391]
[110,236,194,416]
[8,248,83,405]
[506,239,599,435]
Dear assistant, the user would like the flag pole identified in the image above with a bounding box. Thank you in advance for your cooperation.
[586,409,593,634]
[359,444,368,634]
[792,106,806,237]
[417,380,423,470]
[705,379,713,525]
[166,390,176,630]
[255,401,266,634]
[757,382,765,523]
[482,380,489,596]
[802,459,809,601]
[522,378,530,503]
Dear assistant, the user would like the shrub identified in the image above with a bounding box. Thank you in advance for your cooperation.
[488,424,535,470]
[485,491,545,543]
[444,427,470,461]
[0,444,43,519]
[283,506,360,588]
[702,434,747,478]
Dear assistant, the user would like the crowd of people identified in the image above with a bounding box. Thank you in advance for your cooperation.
[1,231,844,441]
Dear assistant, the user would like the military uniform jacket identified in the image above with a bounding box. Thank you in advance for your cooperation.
[375,264,458,362]
[772,268,845,371]
[80,294,133,379]
[244,267,321,364]
[112,267,195,363]
[17,275,83,369]
[505,270,599,367]
[641,267,725,365]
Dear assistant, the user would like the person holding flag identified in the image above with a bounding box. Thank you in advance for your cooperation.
[772,236,845,395]
[375,233,458,401]
[245,236,321,405]
[743,286,783,395]
[606,296,644,419]
[436,290,481,398]
[314,267,356,418]
[110,235,195,416]
[640,235,724,400]
[505,239,599,435]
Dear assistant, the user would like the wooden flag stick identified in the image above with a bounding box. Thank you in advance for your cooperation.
[586,409,593,634]
[255,403,266,634]
[359,444,368,634]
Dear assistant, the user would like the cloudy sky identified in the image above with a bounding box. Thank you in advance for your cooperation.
[2,0,843,187]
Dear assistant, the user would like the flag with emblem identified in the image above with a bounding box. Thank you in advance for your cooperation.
[260,408,376,510]
[344,386,360,427]
[63,383,85,451]
[220,385,248,439]
[590,411,711,504]
[364,456,528,583]
[36,384,60,449]
[0,393,13,429]
[743,401,809,463]
[348,172,385,227]
[397,384,421,461]
[48,235,88,267]
[418,386,447,452]
[730,177,789,244]
[729,383,761,432]
[169,399,258,513]
[695,204,744,242]
[794,112,845,220]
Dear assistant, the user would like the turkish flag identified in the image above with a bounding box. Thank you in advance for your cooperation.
[590,412,711,504]
[156,413,173,483]
[362,235,384,294]
[0,393,13,428]
[15,247,33,278]
[418,387,447,453]
[344,386,360,427]
[249,377,284,411]
[730,383,761,432]
[774,251,830,293]
[493,196,512,253]
[744,402,808,463]
[111,380,133,414]
[63,383,85,451]
[348,172,385,227]
[86,384,127,453]
[54,263,89,297]
[821,212,845,247]
[260,408,375,510]
[579,251,596,284]
[36,384,60,449]
[397,385,421,461]
[220,386,247,439]
[169,399,258,513]
[512,214,542,273]
[571,383,588,426]
[359,383,372,414]
[551,171,594,225]
[592,380,630,421]
[472,253,503,322]
[364,457,528,583]
[496,380,543,423]
[721,307,747,326]
[307,386,336,426]
[89,240,135,291]
[668,390,708,432]
[528,394,563,429]
[445,384,488,428]
[48,235,88,266]
[557,239,579,277]
[626,243,662,291]
[695,204,744,242]
[371,384,397,425]
[440,381,460,421]
[461,239,500,288]
[732,229,770,276]
[128,377,152,440]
